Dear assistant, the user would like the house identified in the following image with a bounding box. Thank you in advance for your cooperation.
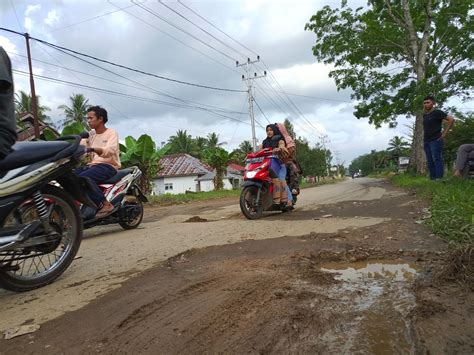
[152,154,244,195]
[16,113,59,141]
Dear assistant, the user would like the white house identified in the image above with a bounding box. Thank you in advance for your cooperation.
[152,154,244,195]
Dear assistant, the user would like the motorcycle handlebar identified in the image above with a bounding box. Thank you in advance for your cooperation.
[52,134,84,161]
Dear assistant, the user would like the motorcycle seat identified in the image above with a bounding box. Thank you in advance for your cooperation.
[101,168,134,184]
[0,141,71,171]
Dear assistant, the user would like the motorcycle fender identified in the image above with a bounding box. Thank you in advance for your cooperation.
[242,180,263,189]
[56,174,97,208]
[130,185,148,203]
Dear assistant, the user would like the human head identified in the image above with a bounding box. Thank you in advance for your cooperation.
[87,105,108,129]
[423,95,435,112]
[266,124,280,138]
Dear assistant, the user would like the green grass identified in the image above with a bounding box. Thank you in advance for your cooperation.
[148,189,241,206]
[391,174,474,245]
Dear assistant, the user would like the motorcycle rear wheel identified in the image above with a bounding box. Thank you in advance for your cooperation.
[118,196,144,230]
[0,185,82,292]
[240,186,263,220]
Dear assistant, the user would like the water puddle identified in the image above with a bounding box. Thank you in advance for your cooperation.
[320,259,420,282]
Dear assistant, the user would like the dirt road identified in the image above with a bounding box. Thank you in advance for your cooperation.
[1,178,473,353]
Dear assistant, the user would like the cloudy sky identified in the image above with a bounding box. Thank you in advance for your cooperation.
[1,0,420,165]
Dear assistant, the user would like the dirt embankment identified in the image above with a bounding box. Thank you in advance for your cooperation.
[1,179,473,354]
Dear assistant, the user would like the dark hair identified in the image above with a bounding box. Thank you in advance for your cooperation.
[87,105,108,124]
[423,95,435,102]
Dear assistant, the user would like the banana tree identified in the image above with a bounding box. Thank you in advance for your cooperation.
[202,147,235,190]
[120,134,169,195]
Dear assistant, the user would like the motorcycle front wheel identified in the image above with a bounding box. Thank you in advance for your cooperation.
[240,186,263,220]
[0,185,83,292]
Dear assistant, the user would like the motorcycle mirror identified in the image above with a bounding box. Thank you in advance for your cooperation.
[271,134,282,141]
[79,131,90,139]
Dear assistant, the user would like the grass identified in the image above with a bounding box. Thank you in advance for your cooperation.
[148,189,241,206]
[391,174,474,245]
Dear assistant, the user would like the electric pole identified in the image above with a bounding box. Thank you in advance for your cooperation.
[25,33,40,139]
[237,57,266,151]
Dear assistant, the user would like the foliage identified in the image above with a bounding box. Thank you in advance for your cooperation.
[283,118,296,139]
[167,130,195,155]
[296,137,329,177]
[387,135,410,158]
[392,174,473,245]
[120,135,169,195]
[349,149,395,175]
[148,189,240,206]
[305,1,473,173]
[58,93,90,128]
[202,147,235,190]
[14,90,52,124]
[444,112,474,168]
[231,140,253,164]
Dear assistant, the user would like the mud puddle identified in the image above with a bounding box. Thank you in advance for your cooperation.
[301,259,421,353]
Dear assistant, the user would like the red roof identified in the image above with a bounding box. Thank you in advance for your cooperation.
[157,153,212,177]
[228,163,245,172]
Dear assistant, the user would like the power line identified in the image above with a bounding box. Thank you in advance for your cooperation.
[259,88,352,103]
[12,69,252,125]
[48,4,137,32]
[0,27,246,93]
[157,1,248,60]
[9,0,24,33]
[254,98,271,125]
[177,1,259,58]
[107,0,241,76]
[133,1,238,63]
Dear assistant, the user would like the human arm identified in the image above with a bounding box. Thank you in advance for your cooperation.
[89,129,119,158]
[440,115,455,140]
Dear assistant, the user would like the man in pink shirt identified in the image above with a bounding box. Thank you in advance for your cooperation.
[77,106,120,218]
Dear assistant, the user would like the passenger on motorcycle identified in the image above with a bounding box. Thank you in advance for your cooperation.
[260,124,292,207]
[78,106,120,218]
[0,47,17,160]
[276,122,301,199]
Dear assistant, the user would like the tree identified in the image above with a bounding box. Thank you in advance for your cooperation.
[283,118,296,139]
[387,135,410,159]
[15,90,51,123]
[58,93,90,127]
[305,1,473,174]
[202,147,235,190]
[168,130,194,154]
[206,132,226,149]
[120,135,169,195]
[231,140,253,164]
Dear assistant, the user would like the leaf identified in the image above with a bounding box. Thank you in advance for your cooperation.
[61,122,86,136]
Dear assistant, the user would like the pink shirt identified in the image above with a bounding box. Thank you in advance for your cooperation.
[82,128,121,170]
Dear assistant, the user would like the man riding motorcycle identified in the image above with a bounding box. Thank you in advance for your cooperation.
[0,46,17,160]
[78,106,120,218]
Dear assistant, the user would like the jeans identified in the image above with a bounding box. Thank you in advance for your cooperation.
[277,163,293,202]
[75,164,117,206]
[424,139,444,180]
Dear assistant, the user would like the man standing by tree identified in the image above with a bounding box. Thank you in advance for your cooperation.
[0,47,16,160]
[422,96,454,180]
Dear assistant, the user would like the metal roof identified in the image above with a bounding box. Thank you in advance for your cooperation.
[157,153,212,177]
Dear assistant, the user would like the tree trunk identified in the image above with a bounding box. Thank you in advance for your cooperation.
[213,169,224,190]
[409,112,426,174]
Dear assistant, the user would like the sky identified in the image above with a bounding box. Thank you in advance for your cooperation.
[1,0,423,166]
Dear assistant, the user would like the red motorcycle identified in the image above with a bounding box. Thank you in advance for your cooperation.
[239,148,298,219]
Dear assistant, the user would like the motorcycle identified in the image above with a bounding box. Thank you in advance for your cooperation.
[240,148,299,219]
[0,135,95,292]
[80,165,147,230]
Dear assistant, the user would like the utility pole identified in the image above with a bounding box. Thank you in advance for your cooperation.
[25,33,40,139]
[319,134,331,176]
[237,57,266,151]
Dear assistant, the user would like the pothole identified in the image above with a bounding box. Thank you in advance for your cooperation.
[319,259,420,282]
[183,216,208,223]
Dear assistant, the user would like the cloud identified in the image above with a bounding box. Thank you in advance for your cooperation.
[44,10,60,26]
[0,36,18,54]
[25,4,41,16]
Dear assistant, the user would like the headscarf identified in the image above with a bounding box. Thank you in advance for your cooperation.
[276,122,296,161]
[261,124,282,149]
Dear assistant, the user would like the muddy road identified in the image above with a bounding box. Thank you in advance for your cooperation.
[1,178,473,354]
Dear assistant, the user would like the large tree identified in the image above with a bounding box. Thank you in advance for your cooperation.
[58,93,90,127]
[168,130,195,154]
[305,0,473,173]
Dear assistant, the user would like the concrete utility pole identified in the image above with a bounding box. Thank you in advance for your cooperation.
[237,57,266,151]
[25,33,40,139]
[319,134,331,176]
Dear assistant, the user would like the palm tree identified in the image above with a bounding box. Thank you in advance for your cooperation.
[206,132,226,149]
[231,140,253,163]
[58,93,90,127]
[193,136,208,159]
[14,90,51,123]
[168,130,194,154]
[202,147,235,190]
[388,136,410,158]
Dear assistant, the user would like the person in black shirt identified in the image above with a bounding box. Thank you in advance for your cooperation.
[0,47,17,160]
[422,95,454,179]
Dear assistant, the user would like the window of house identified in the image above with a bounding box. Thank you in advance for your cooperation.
[164,183,173,191]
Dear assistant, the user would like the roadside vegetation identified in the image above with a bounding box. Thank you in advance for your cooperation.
[391,174,473,245]
[148,189,240,206]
